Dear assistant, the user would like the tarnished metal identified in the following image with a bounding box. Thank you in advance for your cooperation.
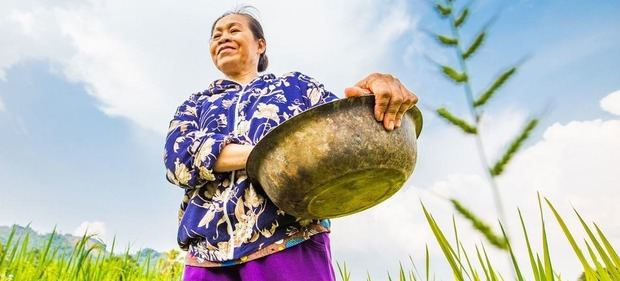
[246,95,423,219]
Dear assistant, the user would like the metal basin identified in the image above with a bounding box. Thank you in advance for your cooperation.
[246,95,423,219]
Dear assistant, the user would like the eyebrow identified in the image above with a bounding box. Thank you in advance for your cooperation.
[213,22,242,32]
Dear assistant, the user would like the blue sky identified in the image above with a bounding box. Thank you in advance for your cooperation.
[1,0,619,279]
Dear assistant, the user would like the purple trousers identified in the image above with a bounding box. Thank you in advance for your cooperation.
[183,232,336,281]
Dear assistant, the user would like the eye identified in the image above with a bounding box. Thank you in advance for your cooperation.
[230,29,240,33]
[212,33,221,40]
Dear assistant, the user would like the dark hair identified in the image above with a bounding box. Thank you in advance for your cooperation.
[210,6,269,72]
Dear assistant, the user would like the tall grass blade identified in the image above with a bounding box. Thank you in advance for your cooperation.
[337,261,351,281]
[594,223,620,268]
[481,244,499,281]
[406,255,421,281]
[452,216,462,269]
[585,241,612,281]
[544,198,595,278]
[425,245,430,281]
[421,203,466,281]
[399,262,406,281]
[535,255,547,281]
[538,195,554,281]
[458,242,480,281]
[475,245,491,280]
[574,211,620,279]
[499,222,525,281]
[0,225,17,269]
[35,226,57,278]
[518,209,542,281]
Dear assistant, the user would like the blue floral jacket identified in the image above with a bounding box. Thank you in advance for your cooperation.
[163,72,339,267]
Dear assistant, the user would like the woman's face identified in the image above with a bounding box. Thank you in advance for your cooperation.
[210,14,265,77]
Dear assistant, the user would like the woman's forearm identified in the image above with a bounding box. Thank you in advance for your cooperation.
[214,144,254,172]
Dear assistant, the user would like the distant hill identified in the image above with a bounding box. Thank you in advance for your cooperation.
[0,224,164,265]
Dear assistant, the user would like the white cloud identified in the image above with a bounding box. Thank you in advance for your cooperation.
[0,96,4,111]
[0,0,416,134]
[73,221,107,241]
[600,89,620,116]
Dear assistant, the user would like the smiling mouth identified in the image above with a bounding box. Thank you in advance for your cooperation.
[218,47,235,55]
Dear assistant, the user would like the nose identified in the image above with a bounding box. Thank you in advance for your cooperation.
[217,32,232,44]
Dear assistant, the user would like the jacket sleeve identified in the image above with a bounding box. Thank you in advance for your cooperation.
[163,92,232,189]
[293,72,340,110]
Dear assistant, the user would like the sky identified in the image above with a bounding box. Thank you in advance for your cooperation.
[1,0,619,279]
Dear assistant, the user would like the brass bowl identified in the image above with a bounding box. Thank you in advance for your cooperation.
[246,95,422,219]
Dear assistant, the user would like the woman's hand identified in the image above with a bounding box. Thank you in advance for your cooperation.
[344,73,418,131]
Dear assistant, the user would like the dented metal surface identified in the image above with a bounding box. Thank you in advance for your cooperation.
[246,95,423,219]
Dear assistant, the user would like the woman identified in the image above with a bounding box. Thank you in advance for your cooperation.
[164,7,418,281]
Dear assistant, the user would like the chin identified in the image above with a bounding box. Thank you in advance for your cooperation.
[217,60,244,75]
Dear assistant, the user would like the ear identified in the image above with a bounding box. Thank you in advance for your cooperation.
[257,38,266,55]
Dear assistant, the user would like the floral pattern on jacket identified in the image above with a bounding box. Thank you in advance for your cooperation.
[163,72,339,266]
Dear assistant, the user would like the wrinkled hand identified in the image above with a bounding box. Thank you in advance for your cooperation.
[344,73,418,131]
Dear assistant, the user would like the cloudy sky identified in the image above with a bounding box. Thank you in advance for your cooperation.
[1,0,619,279]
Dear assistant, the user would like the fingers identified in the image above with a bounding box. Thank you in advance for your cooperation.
[350,72,419,131]
[369,78,391,122]
[408,88,419,109]
[344,86,371,98]
[394,84,413,128]
[382,81,402,130]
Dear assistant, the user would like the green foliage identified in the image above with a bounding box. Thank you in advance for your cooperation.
[421,203,466,281]
[575,212,620,280]
[490,119,539,176]
[454,8,469,28]
[545,198,620,281]
[441,65,468,83]
[450,199,508,250]
[474,67,518,108]
[0,226,183,281]
[435,34,458,46]
[428,0,540,261]
[435,3,452,17]
[337,262,351,281]
[462,31,486,60]
[436,108,477,134]
[499,222,525,281]
[420,198,620,281]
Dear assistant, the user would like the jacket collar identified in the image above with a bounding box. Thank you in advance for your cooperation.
[204,73,276,95]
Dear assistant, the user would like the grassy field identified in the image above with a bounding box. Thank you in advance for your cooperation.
[0,227,183,281]
[1,198,618,280]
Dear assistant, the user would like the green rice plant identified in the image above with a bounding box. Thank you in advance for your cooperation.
[427,0,539,252]
[0,225,183,281]
[417,197,620,281]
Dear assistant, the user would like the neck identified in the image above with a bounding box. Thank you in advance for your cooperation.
[226,69,259,85]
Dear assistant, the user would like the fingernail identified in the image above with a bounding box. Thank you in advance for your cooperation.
[396,119,401,128]
[388,120,394,130]
[376,111,383,121]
